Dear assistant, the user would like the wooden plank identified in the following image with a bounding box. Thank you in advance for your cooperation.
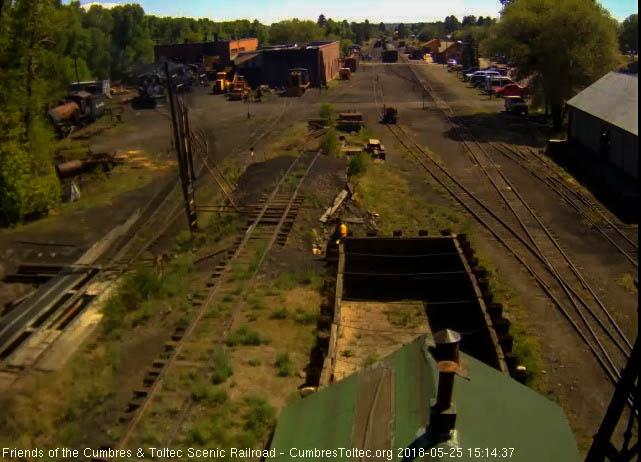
[319,189,349,223]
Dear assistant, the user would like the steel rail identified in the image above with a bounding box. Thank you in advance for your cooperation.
[391,57,633,359]
[116,151,319,451]
[491,142,638,268]
[373,60,635,407]
[387,123,631,396]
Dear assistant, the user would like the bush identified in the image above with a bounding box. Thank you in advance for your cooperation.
[274,352,293,377]
[225,326,266,347]
[242,395,276,436]
[319,128,340,157]
[211,348,233,384]
[348,153,369,177]
[294,310,318,325]
[319,102,334,125]
[193,383,229,406]
[270,308,288,320]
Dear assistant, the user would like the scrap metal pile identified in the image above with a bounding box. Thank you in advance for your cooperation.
[133,61,204,108]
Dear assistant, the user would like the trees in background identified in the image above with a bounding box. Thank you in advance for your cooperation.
[619,14,638,53]
[396,23,408,39]
[487,0,622,128]
[0,0,62,225]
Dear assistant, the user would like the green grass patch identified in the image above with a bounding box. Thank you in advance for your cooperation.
[193,383,229,406]
[294,309,318,325]
[225,326,268,347]
[211,347,234,384]
[102,256,193,337]
[319,102,335,125]
[270,308,289,320]
[274,352,293,377]
[241,395,276,440]
[348,152,370,177]
[320,128,340,157]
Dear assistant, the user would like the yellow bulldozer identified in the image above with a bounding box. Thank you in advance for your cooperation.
[227,74,250,101]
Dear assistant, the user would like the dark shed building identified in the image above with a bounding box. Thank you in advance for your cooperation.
[566,72,638,201]
[248,40,340,88]
[153,38,258,67]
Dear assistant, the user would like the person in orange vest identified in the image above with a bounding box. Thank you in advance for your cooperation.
[332,218,348,245]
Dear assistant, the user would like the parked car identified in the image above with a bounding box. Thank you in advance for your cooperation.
[447,59,457,69]
[461,67,479,80]
[470,71,499,87]
[494,83,527,97]
[504,96,528,115]
[485,76,513,94]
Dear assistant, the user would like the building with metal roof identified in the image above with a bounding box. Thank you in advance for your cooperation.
[234,40,340,88]
[269,333,581,462]
[565,72,638,203]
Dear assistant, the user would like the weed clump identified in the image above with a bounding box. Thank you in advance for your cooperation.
[319,102,334,125]
[320,128,340,157]
[274,352,293,377]
[242,395,276,436]
[270,308,289,320]
[294,309,318,325]
[348,152,369,177]
[211,347,234,384]
[193,383,229,406]
[225,326,268,347]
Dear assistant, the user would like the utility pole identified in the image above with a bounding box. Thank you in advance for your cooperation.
[165,61,198,235]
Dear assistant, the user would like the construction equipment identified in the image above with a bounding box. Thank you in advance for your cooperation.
[381,106,397,124]
[284,68,310,96]
[339,67,351,80]
[213,70,231,94]
[336,112,364,132]
[227,74,250,101]
[365,139,386,161]
[202,56,221,79]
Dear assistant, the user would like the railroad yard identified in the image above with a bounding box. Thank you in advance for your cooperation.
[0,32,638,462]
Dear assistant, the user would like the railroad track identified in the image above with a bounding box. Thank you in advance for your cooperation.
[489,141,638,268]
[0,93,275,376]
[372,58,636,407]
[107,150,320,454]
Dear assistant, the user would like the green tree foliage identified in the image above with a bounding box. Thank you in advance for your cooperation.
[378,22,386,32]
[462,15,477,28]
[488,0,622,128]
[418,22,445,42]
[268,19,325,44]
[317,14,327,28]
[0,0,63,225]
[396,23,408,39]
[619,14,638,53]
[461,34,479,69]
[444,15,461,34]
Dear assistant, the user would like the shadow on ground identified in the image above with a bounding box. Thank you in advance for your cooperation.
[443,112,552,146]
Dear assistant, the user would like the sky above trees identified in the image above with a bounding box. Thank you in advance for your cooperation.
[70,0,637,23]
